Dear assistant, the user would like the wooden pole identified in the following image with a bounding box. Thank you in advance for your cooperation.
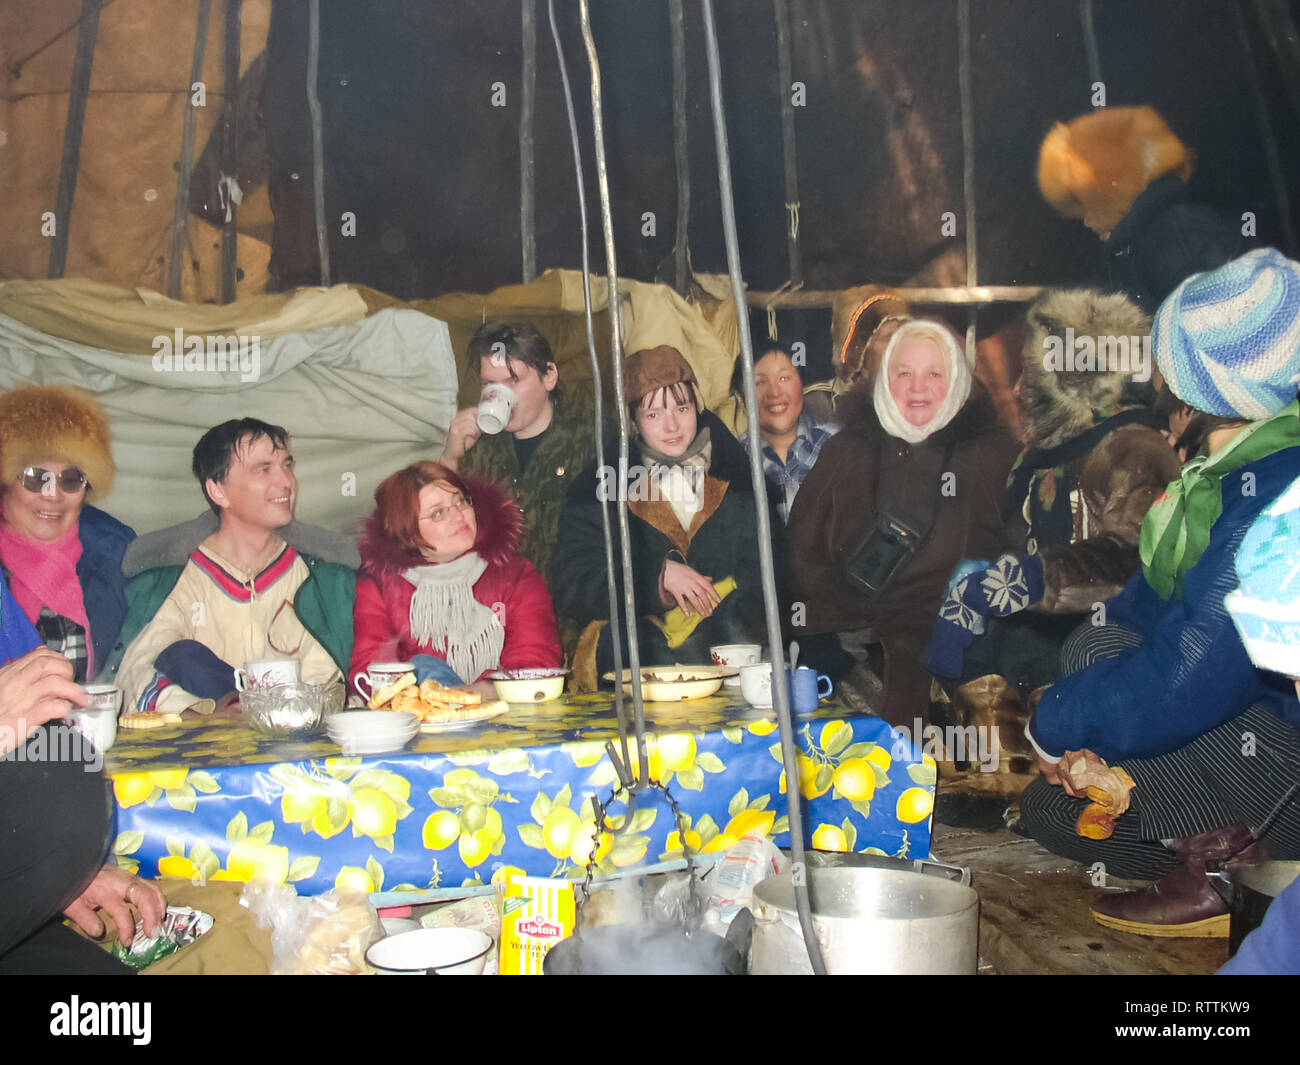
[47,0,103,280]
[520,0,538,283]
[745,284,1042,309]
[169,0,212,299]
[957,0,978,362]
[220,0,242,304]
[669,0,690,293]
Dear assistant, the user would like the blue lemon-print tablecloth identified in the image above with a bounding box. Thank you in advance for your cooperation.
[104,691,937,895]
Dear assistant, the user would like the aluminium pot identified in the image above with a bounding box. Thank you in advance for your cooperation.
[1215,860,1300,956]
[750,855,979,975]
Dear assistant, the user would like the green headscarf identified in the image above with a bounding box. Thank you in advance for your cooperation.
[1140,400,1300,600]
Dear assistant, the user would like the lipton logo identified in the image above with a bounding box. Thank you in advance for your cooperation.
[516,916,561,938]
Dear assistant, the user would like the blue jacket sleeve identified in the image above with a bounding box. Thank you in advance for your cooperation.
[0,576,41,664]
[1029,497,1266,762]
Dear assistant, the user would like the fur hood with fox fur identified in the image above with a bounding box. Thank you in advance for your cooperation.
[1019,288,1152,449]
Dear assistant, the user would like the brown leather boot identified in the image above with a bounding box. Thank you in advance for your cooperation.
[1090,823,1263,938]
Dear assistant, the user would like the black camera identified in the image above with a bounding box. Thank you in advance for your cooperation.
[844,510,929,598]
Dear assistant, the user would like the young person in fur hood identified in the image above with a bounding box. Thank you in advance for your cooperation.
[788,319,1020,726]
[351,462,561,699]
[921,290,1180,801]
[1037,106,1246,313]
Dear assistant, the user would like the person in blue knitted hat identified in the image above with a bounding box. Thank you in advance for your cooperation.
[1018,247,1300,939]
[1220,474,1300,974]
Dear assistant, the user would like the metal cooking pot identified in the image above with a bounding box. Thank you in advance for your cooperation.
[1213,860,1300,956]
[543,917,749,975]
[751,855,979,975]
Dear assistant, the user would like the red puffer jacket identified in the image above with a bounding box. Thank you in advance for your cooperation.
[349,476,562,693]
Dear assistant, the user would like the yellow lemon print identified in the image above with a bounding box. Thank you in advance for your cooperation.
[866,746,893,772]
[422,810,461,850]
[281,791,327,825]
[334,866,376,893]
[747,718,778,736]
[458,827,496,867]
[225,840,290,884]
[811,824,848,852]
[350,789,397,837]
[656,733,697,772]
[157,855,200,880]
[832,758,876,802]
[723,808,776,840]
[112,773,155,808]
[148,768,189,790]
[542,807,581,859]
[700,833,737,854]
[568,820,613,866]
[663,828,703,854]
[896,787,934,824]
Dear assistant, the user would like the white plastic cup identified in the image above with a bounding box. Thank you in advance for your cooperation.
[476,383,517,434]
[72,684,122,751]
[739,663,774,707]
[355,661,416,701]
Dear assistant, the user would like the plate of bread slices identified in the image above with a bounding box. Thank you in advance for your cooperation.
[367,672,510,732]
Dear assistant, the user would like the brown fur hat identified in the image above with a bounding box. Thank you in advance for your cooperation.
[1020,289,1152,448]
[1037,106,1192,234]
[0,386,115,499]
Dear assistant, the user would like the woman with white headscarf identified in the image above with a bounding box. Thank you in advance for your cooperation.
[787,318,1020,725]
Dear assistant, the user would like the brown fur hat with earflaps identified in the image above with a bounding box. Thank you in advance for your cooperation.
[1037,106,1192,233]
[0,385,116,500]
[1020,289,1152,449]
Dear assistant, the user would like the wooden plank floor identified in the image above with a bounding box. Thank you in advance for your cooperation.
[931,822,1230,975]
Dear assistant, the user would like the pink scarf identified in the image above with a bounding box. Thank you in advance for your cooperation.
[0,519,91,670]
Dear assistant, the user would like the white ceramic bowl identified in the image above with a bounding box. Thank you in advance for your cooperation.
[489,668,567,703]
[366,927,494,975]
[601,665,736,701]
[327,710,418,754]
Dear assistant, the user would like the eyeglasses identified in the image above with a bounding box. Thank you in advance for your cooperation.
[18,466,89,495]
[422,496,472,524]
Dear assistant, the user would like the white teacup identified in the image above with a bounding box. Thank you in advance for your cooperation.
[476,382,517,435]
[739,663,774,708]
[71,684,121,752]
[234,659,300,692]
[711,644,762,688]
[355,661,416,702]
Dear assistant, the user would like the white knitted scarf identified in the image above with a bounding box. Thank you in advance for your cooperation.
[403,552,503,683]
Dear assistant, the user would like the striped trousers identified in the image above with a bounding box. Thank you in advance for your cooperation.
[1019,624,1300,881]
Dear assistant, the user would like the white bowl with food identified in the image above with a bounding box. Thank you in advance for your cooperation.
[601,664,737,701]
[488,667,568,703]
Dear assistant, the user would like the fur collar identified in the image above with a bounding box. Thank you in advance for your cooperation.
[1020,288,1153,448]
[1108,173,1190,248]
[359,474,521,577]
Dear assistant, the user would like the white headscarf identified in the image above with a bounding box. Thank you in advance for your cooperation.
[872,319,972,443]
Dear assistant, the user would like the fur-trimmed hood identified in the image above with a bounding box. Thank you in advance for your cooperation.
[359,474,522,577]
[835,375,1001,447]
[1020,289,1152,448]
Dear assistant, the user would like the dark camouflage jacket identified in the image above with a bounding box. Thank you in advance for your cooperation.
[459,385,597,580]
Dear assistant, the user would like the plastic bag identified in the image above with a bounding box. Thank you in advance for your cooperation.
[651,833,787,935]
[241,879,381,975]
[111,906,214,971]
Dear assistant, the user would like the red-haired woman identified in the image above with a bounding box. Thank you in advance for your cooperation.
[350,462,561,699]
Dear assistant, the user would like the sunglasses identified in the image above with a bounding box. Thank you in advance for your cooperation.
[19,466,90,495]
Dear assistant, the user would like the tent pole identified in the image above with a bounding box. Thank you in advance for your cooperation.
[220,0,243,304]
[169,0,212,300]
[521,0,538,283]
[773,0,802,287]
[1238,3,1297,254]
[578,0,651,786]
[699,0,826,977]
[548,0,632,774]
[47,0,103,280]
[957,0,978,363]
[669,0,690,294]
[306,0,330,286]
[1080,0,1103,92]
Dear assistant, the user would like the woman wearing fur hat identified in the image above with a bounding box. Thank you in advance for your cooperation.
[351,461,561,699]
[922,291,1181,774]
[788,319,1020,725]
[1020,248,1300,938]
[552,346,779,687]
[0,386,134,683]
[1037,106,1246,313]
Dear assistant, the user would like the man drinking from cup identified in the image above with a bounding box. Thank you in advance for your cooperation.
[115,419,354,717]
[440,322,595,581]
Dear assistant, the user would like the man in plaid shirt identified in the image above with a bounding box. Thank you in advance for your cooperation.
[737,345,840,522]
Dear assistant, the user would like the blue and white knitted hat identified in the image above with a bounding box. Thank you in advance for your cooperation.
[1226,474,1300,677]
[1153,247,1300,419]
